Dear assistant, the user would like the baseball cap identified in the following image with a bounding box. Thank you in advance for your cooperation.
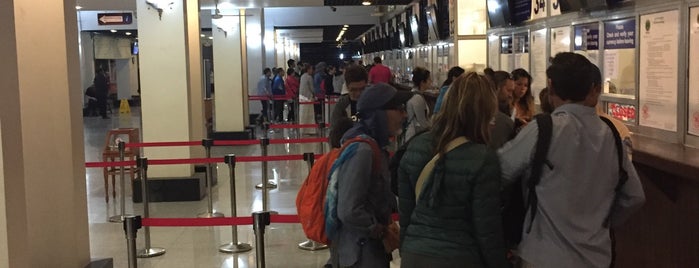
[357,83,413,113]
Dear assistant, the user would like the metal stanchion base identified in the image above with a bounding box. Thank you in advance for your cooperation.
[198,211,225,218]
[297,240,328,251]
[219,242,253,253]
[136,247,166,258]
[108,214,134,223]
[255,181,278,189]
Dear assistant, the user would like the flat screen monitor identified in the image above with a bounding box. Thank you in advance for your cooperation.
[425,5,440,41]
[409,15,421,46]
[487,0,512,28]
[559,0,607,13]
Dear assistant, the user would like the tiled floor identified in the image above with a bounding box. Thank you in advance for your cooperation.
[84,109,342,267]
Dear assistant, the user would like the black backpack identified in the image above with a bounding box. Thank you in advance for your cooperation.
[501,114,628,248]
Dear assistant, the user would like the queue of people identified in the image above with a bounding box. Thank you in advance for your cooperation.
[322,52,645,268]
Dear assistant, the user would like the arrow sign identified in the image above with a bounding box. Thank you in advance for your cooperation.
[97,13,133,25]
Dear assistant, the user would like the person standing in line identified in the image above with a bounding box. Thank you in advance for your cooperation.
[368,56,393,85]
[511,69,535,124]
[484,68,516,149]
[404,67,432,141]
[398,72,510,268]
[313,62,328,123]
[271,67,286,122]
[333,63,346,96]
[330,65,368,136]
[93,68,110,119]
[327,83,413,268]
[498,52,645,268]
[432,66,465,114]
[285,68,300,122]
[256,67,272,122]
[299,63,316,135]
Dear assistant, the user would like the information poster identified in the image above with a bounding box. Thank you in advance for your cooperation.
[531,0,547,20]
[573,23,599,66]
[550,26,571,57]
[603,18,637,96]
[488,35,501,69]
[639,10,679,132]
[500,36,514,72]
[530,28,548,103]
[513,33,530,70]
[689,7,699,135]
[608,103,637,123]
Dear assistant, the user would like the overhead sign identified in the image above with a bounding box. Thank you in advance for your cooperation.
[97,13,133,25]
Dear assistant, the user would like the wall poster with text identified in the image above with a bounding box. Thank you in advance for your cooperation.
[689,7,699,136]
[488,35,501,70]
[639,10,679,132]
[550,26,571,58]
[603,18,637,96]
[573,22,600,66]
[530,28,548,104]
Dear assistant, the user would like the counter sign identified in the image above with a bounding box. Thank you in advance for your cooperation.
[97,13,133,25]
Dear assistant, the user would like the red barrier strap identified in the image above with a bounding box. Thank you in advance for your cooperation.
[141,214,397,227]
[298,101,320,105]
[249,95,293,101]
[126,141,200,148]
[85,160,136,168]
[213,140,260,146]
[149,158,223,165]
[269,124,321,129]
[236,155,303,162]
[143,216,254,227]
[269,138,328,144]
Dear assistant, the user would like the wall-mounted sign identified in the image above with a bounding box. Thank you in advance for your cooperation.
[550,0,562,16]
[603,18,636,95]
[607,103,637,123]
[573,23,599,51]
[513,33,530,69]
[512,0,532,24]
[530,28,547,103]
[639,10,679,132]
[531,0,547,20]
[97,13,133,25]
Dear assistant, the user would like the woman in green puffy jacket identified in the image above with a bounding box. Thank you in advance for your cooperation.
[398,72,510,268]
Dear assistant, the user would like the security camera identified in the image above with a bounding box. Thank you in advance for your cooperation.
[330,6,337,12]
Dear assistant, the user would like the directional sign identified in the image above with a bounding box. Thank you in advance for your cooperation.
[97,13,133,25]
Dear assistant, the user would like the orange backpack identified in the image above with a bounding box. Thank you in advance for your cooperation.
[295,136,381,244]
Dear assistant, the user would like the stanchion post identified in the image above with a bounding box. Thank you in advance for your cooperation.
[199,139,224,218]
[255,138,277,191]
[252,211,271,268]
[220,154,253,253]
[318,123,326,154]
[110,141,132,223]
[136,157,166,258]
[123,215,142,268]
[298,153,329,251]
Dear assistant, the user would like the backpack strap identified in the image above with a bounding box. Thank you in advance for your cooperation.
[525,113,553,233]
[341,136,382,177]
[599,116,629,227]
[415,136,468,200]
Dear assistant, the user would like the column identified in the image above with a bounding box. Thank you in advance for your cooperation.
[137,0,204,176]
[212,9,247,132]
[0,0,90,267]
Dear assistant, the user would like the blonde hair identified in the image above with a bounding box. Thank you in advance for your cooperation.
[431,72,497,153]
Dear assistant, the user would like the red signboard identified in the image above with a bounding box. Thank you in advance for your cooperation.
[607,103,636,123]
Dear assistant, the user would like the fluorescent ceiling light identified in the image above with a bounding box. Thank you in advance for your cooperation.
[200,34,206,37]
[362,1,372,6]
[110,29,117,33]
[125,32,132,35]
[208,36,214,40]
[75,6,83,10]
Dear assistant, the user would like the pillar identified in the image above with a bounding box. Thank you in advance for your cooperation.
[213,9,248,132]
[0,0,90,267]
[137,0,204,176]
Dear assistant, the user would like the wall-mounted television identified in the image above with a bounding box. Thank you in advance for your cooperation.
[409,15,421,46]
[436,0,450,39]
[425,4,440,41]
[487,0,512,28]
[418,0,429,44]
[559,0,607,13]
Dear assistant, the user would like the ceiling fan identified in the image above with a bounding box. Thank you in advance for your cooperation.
[212,0,253,19]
